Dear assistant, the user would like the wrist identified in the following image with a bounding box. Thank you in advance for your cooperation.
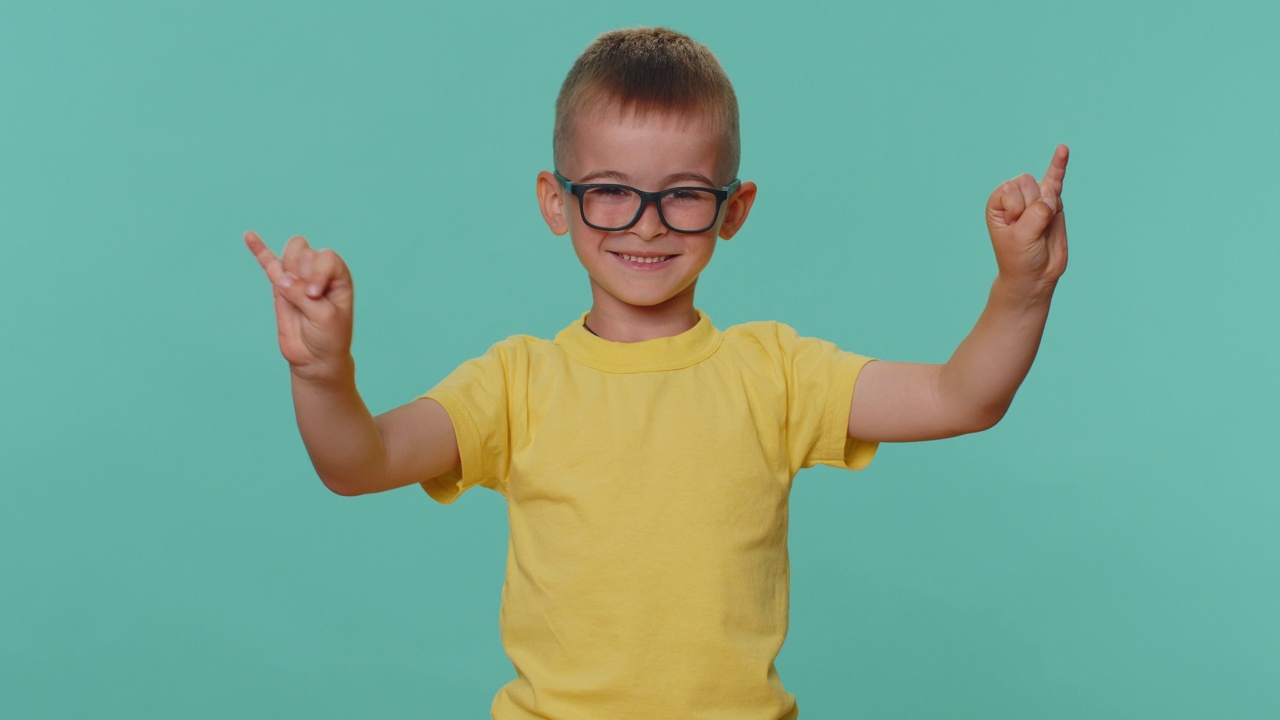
[289,355,357,388]
[991,274,1058,310]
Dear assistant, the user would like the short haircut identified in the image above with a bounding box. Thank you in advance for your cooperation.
[553,27,740,185]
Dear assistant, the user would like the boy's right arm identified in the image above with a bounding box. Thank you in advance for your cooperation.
[245,231,460,496]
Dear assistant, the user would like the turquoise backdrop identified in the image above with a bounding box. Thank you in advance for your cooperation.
[3,1,1277,717]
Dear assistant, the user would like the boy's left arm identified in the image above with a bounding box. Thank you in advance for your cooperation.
[848,145,1069,442]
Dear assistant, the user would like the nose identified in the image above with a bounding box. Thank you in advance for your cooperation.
[628,197,667,240]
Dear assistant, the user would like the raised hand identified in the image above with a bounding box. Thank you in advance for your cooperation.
[244,231,355,381]
[985,144,1069,299]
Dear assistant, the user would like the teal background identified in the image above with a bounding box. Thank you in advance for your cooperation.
[3,1,1277,717]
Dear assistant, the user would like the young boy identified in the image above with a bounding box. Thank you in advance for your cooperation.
[245,27,1067,720]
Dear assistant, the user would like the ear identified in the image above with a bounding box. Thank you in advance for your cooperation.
[718,181,757,240]
[536,170,570,236]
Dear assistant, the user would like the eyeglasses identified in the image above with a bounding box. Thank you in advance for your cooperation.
[553,170,741,234]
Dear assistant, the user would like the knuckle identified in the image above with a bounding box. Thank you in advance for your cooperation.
[283,277,305,300]
[317,249,338,270]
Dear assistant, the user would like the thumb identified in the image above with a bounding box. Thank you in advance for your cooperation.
[1017,198,1058,238]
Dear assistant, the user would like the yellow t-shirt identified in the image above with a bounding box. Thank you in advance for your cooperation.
[420,311,877,719]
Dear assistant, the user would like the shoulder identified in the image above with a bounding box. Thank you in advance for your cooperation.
[720,319,865,368]
[437,334,552,385]
[487,333,550,353]
[717,320,796,372]
[469,333,557,362]
[722,319,783,344]
[721,319,812,353]
[427,334,556,409]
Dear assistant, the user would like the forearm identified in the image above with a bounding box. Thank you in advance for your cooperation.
[938,277,1056,431]
[290,357,389,496]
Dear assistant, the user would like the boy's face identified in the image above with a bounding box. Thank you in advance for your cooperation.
[537,108,756,316]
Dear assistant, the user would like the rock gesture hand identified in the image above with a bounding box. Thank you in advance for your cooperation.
[244,232,354,381]
[985,144,1069,299]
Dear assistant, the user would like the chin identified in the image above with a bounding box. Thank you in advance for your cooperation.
[591,276,699,310]
[613,295,675,308]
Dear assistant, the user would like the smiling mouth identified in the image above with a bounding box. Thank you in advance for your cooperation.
[612,252,674,264]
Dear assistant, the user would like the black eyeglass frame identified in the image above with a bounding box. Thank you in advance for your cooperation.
[553,170,742,234]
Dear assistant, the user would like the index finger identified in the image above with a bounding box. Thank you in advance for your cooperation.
[1041,144,1070,193]
[244,231,283,281]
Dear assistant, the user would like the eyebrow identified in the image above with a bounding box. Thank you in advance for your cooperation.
[577,170,718,187]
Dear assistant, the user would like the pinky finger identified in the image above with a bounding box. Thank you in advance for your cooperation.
[245,231,284,283]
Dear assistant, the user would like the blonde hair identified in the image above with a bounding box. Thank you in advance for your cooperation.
[553,27,740,184]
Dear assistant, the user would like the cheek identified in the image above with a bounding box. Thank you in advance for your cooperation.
[684,237,719,267]
[568,228,607,258]
[564,202,600,236]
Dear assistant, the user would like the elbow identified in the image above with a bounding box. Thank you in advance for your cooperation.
[948,402,1009,437]
[319,474,367,497]
[967,403,1010,434]
[971,412,1004,434]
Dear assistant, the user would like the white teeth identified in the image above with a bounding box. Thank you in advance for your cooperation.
[619,254,670,264]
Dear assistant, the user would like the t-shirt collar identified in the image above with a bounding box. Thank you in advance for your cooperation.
[555,310,723,373]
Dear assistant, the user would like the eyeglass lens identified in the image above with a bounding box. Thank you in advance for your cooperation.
[582,186,719,232]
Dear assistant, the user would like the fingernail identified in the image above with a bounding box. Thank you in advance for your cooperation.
[278,274,294,289]
[307,284,321,297]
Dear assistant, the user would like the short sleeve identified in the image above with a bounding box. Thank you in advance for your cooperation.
[775,323,878,473]
[415,340,517,503]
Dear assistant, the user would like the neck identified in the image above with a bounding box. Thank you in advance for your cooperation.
[584,289,700,342]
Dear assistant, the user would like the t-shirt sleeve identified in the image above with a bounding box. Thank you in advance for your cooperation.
[775,322,878,473]
[414,341,515,503]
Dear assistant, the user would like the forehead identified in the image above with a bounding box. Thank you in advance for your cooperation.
[566,106,723,184]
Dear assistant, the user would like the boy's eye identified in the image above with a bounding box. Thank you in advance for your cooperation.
[663,188,714,204]
[587,186,632,198]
